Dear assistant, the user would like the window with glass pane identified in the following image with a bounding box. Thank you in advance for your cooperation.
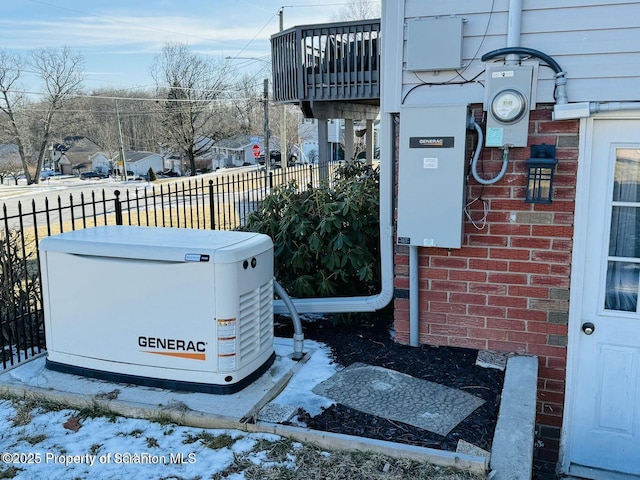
[605,148,640,311]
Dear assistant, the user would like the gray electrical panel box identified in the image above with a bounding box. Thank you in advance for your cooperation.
[405,17,464,72]
[484,64,534,148]
[397,104,469,249]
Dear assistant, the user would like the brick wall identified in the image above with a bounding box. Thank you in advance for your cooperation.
[393,104,579,478]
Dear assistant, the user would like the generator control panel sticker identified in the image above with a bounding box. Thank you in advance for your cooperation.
[423,158,438,169]
[217,318,237,372]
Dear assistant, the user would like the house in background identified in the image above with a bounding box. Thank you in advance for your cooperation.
[298,118,319,164]
[192,135,217,172]
[52,136,103,175]
[212,134,281,167]
[162,155,183,175]
[211,134,255,167]
[272,1,640,478]
[89,152,112,174]
[117,151,163,177]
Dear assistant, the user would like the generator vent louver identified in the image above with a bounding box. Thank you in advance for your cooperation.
[238,279,274,362]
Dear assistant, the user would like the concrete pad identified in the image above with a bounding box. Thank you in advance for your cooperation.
[257,403,299,423]
[312,362,485,436]
[457,439,490,463]
[489,355,538,480]
[0,337,306,423]
[476,350,510,371]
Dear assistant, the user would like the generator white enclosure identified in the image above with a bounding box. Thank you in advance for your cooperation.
[39,226,275,394]
[397,104,469,248]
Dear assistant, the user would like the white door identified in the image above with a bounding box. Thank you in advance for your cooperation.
[567,117,640,478]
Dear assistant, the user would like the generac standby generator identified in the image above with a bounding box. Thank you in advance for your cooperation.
[39,226,275,394]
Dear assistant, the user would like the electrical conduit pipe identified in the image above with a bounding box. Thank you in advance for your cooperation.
[409,246,419,347]
[273,278,305,360]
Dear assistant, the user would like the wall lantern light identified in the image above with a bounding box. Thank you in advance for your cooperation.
[525,144,557,204]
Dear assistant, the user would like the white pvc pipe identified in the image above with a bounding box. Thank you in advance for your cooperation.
[506,0,523,65]
[273,113,394,314]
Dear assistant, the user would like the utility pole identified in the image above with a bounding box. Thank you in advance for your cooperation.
[263,78,270,174]
[115,99,128,181]
[279,8,287,170]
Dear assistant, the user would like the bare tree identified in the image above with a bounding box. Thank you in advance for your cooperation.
[332,0,381,21]
[0,49,32,181]
[152,43,231,176]
[0,144,23,184]
[0,47,84,184]
[29,47,85,183]
[226,74,262,136]
[63,89,161,160]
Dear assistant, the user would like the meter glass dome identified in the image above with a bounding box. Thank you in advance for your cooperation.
[491,89,527,123]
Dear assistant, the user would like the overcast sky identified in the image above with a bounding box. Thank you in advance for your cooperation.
[2,0,375,93]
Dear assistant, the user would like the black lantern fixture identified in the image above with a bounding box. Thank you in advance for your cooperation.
[525,144,557,204]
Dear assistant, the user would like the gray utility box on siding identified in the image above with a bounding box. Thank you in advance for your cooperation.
[397,104,469,249]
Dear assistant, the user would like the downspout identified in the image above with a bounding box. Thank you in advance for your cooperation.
[273,112,395,315]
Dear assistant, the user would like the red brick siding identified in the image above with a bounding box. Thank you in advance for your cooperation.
[393,104,578,473]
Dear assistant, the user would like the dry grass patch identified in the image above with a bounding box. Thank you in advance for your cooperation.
[214,443,485,480]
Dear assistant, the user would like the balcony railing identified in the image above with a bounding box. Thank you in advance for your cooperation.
[271,19,380,105]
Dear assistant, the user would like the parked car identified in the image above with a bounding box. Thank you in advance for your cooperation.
[270,150,282,164]
[80,171,108,180]
[40,171,62,180]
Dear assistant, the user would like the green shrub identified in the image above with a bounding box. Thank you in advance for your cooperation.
[244,162,380,299]
[147,167,157,181]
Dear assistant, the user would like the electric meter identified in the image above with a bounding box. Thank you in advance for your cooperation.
[484,65,535,147]
[491,89,527,123]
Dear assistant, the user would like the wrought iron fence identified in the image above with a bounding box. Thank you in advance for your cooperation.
[0,164,326,369]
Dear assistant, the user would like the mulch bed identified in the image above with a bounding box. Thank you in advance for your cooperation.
[274,314,505,453]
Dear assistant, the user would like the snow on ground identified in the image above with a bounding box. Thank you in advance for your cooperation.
[0,401,286,479]
[0,338,340,479]
[269,339,337,420]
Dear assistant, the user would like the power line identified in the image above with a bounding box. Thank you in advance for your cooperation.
[227,12,279,61]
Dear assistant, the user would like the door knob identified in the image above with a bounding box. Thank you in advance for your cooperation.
[582,322,595,335]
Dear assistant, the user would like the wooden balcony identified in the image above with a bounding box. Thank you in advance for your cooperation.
[271,19,380,116]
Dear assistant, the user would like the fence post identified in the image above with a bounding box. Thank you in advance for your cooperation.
[208,180,215,230]
[114,190,123,226]
[269,171,273,189]
[309,164,314,187]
